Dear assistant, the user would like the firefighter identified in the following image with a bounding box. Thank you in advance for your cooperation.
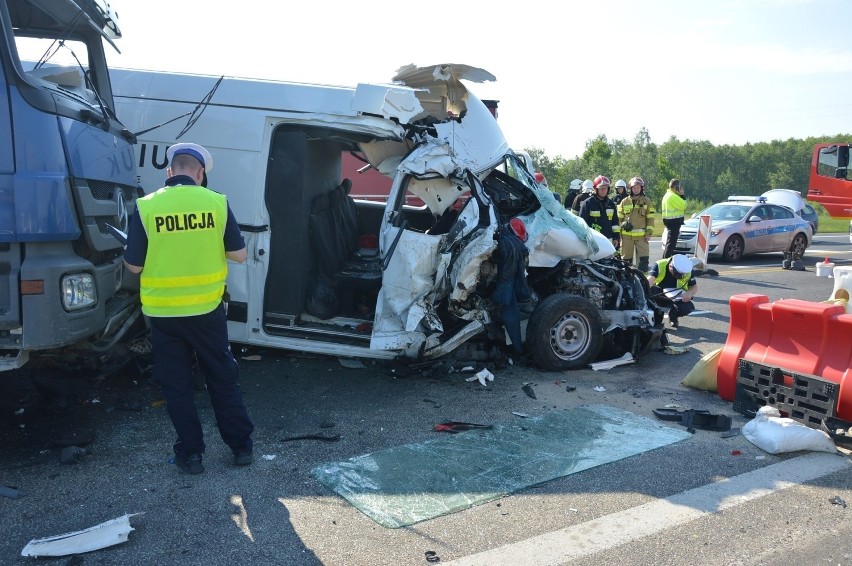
[124,142,254,475]
[564,178,582,209]
[617,176,655,271]
[613,179,628,204]
[579,175,621,248]
[571,179,595,214]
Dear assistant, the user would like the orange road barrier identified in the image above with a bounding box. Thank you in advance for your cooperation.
[718,294,852,420]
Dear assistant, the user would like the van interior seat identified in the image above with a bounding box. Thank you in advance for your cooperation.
[309,179,382,289]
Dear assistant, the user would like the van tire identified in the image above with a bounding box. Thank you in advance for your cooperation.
[527,293,602,371]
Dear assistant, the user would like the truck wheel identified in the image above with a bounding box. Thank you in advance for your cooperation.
[527,294,602,371]
[722,235,744,262]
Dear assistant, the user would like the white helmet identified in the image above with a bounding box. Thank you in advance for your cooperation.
[615,179,627,189]
[570,179,582,191]
[581,179,594,194]
[671,254,693,277]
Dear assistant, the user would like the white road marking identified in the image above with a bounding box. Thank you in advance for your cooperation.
[445,453,850,566]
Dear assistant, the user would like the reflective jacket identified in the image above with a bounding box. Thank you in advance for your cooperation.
[618,194,655,237]
[651,257,692,291]
[661,189,686,220]
[579,195,621,239]
[136,184,228,317]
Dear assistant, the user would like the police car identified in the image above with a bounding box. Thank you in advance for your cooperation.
[668,196,812,262]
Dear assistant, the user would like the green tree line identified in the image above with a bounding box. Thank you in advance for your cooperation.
[528,128,852,207]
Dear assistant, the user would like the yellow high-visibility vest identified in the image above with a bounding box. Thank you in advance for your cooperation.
[653,258,691,290]
[136,185,228,317]
[661,190,686,219]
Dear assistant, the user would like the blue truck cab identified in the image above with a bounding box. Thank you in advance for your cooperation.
[0,0,140,371]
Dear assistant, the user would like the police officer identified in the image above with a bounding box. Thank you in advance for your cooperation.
[647,254,697,328]
[617,176,655,271]
[579,175,621,248]
[124,142,254,474]
[661,178,686,258]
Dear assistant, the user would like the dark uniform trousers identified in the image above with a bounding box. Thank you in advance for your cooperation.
[150,302,254,457]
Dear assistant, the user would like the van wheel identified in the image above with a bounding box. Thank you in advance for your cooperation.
[527,294,602,371]
[722,235,744,262]
[790,233,808,257]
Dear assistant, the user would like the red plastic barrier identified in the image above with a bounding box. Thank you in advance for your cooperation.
[815,313,852,420]
[718,294,852,419]
[717,294,770,401]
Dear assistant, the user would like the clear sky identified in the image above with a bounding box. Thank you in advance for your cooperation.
[104,0,852,160]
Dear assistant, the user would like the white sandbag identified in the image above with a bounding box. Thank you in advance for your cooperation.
[529,226,615,267]
[742,406,837,454]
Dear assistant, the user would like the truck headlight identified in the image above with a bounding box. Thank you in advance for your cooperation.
[62,273,97,311]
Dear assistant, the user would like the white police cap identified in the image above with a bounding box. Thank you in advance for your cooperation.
[166,142,213,172]
[671,254,692,276]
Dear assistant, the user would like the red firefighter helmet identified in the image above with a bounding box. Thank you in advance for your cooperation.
[593,175,611,189]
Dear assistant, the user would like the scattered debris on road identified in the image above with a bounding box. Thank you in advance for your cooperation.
[21,513,141,558]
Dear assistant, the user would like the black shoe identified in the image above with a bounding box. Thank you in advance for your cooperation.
[233,450,253,466]
[670,319,679,328]
[175,453,204,475]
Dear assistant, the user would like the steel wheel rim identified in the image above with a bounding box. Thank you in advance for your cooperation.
[549,312,591,360]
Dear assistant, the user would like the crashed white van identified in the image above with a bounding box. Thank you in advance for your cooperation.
[112,64,665,370]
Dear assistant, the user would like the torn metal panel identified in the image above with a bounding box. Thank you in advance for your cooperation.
[405,177,464,218]
[371,229,442,351]
[21,513,141,557]
[430,94,508,175]
[393,63,497,87]
[393,63,496,118]
[351,83,425,123]
[389,63,507,182]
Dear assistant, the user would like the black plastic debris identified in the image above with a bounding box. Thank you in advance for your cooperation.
[653,408,732,432]
[522,384,537,400]
[425,550,440,563]
[0,485,24,499]
[281,433,340,442]
[830,495,848,508]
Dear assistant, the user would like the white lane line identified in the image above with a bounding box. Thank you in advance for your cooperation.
[445,453,850,566]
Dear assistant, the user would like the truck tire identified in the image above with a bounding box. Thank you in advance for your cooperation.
[527,293,602,371]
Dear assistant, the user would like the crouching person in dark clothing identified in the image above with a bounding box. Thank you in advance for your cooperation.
[492,218,533,357]
[647,254,698,328]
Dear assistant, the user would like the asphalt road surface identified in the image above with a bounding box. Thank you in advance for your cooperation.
[1,235,851,565]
